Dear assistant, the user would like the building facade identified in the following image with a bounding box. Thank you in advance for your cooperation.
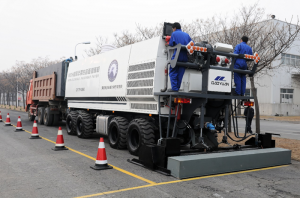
[246,20,300,115]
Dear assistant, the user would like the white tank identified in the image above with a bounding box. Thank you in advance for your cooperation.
[65,37,203,114]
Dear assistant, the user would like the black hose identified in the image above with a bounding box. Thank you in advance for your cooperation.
[178,120,193,147]
[231,100,247,139]
[226,130,252,142]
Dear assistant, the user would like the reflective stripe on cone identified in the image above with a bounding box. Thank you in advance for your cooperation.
[15,116,24,131]
[52,127,68,151]
[29,120,41,139]
[91,137,113,170]
[5,113,11,126]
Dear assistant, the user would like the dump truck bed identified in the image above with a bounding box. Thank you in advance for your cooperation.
[32,62,67,101]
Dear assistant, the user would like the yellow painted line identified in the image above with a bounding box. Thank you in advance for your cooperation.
[7,120,290,197]
[75,164,289,198]
[108,164,156,184]
[67,147,96,161]
[74,184,155,198]
[8,122,156,184]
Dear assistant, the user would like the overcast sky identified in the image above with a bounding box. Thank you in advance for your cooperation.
[0,0,299,71]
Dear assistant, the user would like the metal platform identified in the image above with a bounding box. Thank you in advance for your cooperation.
[167,148,291,179]
[154,91,253,100]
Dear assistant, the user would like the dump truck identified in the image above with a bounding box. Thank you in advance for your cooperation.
[26,23,290,178]
[26,62,69,125]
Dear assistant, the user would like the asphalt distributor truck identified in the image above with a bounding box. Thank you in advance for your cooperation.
[26,23,290,179]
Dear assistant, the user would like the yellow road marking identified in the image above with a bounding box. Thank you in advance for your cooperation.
[75,184,155,198]
[75,164,289,198]
[7,122,156,184]
[6,120,291,198]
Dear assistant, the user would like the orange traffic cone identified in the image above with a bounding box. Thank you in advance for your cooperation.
[90,137,113,170]
[52,127,68,151]
[0,111,2,122]
[5,113,11,126]
[29,120,41,139]
[15,116,24,132]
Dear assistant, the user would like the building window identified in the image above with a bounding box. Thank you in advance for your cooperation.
[245,88,256,97]
[281,53,300,66]
[245,89,251,97]
[280,88,293,103]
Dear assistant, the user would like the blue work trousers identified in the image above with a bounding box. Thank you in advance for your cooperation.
[169,66,185,91]
[234,72,246,95]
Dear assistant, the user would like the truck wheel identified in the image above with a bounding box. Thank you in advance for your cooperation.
[76,112,93,138]
[53,114,59,126]
[66,112,78,135]
[127,118,155,156]
[108,117,128,149]
[38,107,45,125]
[28,109,35,121]
[44,107,53,126]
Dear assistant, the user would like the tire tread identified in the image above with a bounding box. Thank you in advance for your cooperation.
[77,111,93,138]
[127,118,155,155]
[109,116,128,149]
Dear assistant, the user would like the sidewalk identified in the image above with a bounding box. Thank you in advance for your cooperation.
[258,115,300,122]
[0,105,25,112]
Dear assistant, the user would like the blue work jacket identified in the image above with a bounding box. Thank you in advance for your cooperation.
[234,42,253,69]
[169,29,192,62]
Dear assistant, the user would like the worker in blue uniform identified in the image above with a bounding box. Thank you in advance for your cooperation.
[233,36,253,96]
[167,22,192,92]
[65,57,73,62]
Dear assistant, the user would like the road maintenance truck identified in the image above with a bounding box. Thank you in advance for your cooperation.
[26,23,290,178]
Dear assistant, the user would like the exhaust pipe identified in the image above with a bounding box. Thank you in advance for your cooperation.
[160,62,169,92]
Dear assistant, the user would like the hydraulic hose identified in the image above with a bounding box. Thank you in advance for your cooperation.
[226,130,252,142]
[180,120,194,147]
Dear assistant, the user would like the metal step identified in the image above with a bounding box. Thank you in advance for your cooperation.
[167,148,291,179]
[159,114,176,118]
[234,116,246,118]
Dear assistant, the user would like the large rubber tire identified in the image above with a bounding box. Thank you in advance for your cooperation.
[76,111,93,138]
[127,118,155,156]
[28,108,35,121]
[108,117,128,149]
[52,114,59,126]
[37,107,45,125]
[66,111,78,135]
[44,107,53,126]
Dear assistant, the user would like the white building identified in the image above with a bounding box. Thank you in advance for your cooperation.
[246,19,300,116]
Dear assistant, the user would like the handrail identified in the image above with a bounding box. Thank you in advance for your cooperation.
[168,44,258,76]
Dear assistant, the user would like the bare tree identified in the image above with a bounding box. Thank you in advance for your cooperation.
[16,56,65,108]
[0,72,14,105]
[84,3,300,134]
[85,36,108,57]
[0,56,65,108]
[113,23,163,47]
[87,21,199,53]
[195,4,300,133]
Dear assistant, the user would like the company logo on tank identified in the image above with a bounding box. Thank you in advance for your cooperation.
[108,60,118,82]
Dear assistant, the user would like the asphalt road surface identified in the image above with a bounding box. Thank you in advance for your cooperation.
[1,108,300,198]
[235,118,300,140]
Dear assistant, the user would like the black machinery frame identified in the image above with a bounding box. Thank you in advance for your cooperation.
[128,41,279,175]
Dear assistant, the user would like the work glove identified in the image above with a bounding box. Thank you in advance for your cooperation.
[165,36,171,45]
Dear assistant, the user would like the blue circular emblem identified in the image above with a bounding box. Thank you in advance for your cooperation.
[108,60,118,82]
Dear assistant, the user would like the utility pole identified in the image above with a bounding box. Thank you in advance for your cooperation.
[17,76,18,107]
